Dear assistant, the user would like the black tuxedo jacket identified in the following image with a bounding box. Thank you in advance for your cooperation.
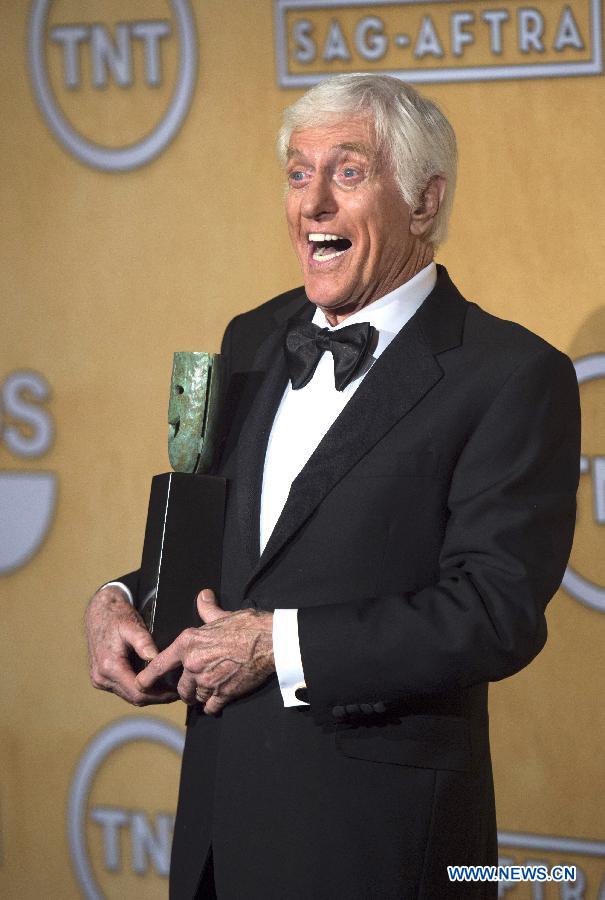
[121,267,580,899]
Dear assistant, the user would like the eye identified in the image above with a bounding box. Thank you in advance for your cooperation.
[288,169,307,186]
[335,164,365,187]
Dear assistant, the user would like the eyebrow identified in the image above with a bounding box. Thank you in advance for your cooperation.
[286,142,375,162]
[337,142,374,157]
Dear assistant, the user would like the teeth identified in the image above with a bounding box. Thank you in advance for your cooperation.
[312,246,347,261]
[308,233,346,242]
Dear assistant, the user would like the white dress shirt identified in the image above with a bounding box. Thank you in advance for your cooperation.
[268,262,437,705]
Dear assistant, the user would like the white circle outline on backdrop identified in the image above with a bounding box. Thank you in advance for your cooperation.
[67,716,185,900]
[562,353,605,613]
[28,0,198,172]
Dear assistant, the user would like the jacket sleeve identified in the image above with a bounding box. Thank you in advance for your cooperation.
[297,346,581,713]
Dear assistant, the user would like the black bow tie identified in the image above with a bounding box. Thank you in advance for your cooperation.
[284,320,376,391]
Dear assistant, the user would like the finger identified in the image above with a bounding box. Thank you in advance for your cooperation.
[120,685,180,706]
[120,618,159,663]
[102,657,179,705]
[177,668,199,705]
[196,588,227,625]
[203,692,227,716]
[136,641,184,691]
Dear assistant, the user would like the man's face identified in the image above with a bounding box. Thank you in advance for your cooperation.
[285,117,418,318]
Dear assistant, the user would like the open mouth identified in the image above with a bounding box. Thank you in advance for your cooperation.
[308,233,352,262]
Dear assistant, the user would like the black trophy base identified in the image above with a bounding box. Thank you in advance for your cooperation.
[134,472,226,681]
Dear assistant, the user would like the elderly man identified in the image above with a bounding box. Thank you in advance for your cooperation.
[86,74,580,899]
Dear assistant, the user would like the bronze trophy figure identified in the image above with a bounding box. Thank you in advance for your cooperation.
[167,352,223,476]
[135,352,226,660]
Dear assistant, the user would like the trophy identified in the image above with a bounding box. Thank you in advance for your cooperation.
[134,352,226,661]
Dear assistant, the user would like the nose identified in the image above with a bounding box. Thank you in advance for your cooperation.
[300,172,337,221]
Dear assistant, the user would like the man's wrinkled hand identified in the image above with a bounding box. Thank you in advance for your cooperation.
[135,589,275,715]
[85,586,179,706]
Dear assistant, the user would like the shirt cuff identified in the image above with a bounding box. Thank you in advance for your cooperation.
[273,608,309,707]
[101,581,134,606]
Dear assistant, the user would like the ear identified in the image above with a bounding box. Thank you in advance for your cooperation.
[409,175,446,238]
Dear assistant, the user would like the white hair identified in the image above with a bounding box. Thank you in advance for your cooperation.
[277,74,457,246]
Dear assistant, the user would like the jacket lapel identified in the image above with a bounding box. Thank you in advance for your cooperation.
[243,265,468,596]
[233,292,313,568]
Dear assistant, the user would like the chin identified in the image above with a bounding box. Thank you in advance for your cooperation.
[303,282,349,309]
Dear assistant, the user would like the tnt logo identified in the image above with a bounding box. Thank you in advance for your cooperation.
[563,354,605,613]
[89,808,174,876]
[68,717,184,899]
[50,21,172,90]
[28,1,198,172]
[0,370,56,575]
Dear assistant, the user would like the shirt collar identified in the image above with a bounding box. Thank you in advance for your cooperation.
[311,261,437,359]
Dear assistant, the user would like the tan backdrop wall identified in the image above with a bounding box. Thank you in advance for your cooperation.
[1,2,603,897]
